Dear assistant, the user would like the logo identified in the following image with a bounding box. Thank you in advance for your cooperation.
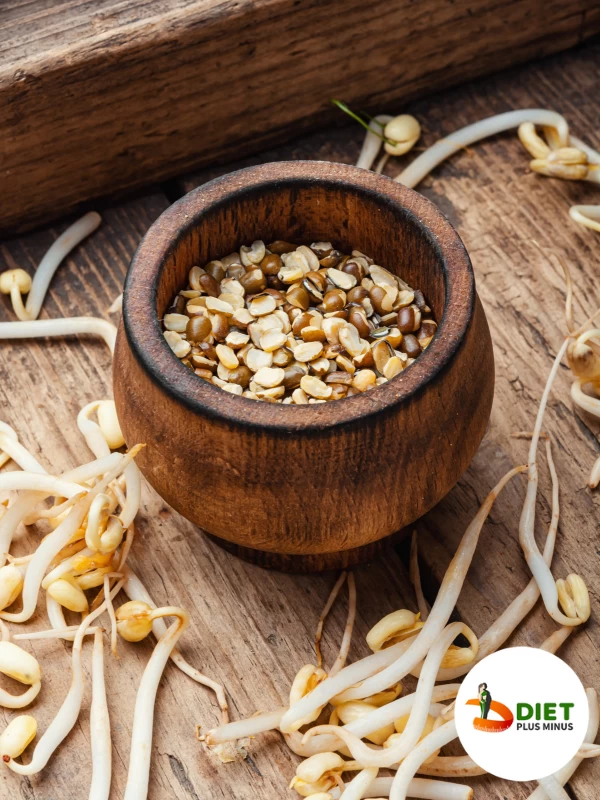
[465,683,514,732]
[455,648,588,781]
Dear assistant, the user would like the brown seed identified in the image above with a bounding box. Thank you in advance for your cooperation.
[397,306,416,333]
[267,240,297,255]
[416,320,438,340]
[267,274,285,290]
[400,334,422,358]
[310,242,334,258]
[260,253,282,275]
[287,285,310,311]
[303,277,324,303]
[342,259,366,283]
[348,308,370,338]
[194,369,214,382]
[264,288,286,306]
[347,286,368,304]
[413,289,427,311]
[329,384,349,401]
[282,363,308,389]
[197,341,217,360]
[323,289,346,312]
[228,365,252,388]
[205,261,226,283]
[292,312,314,336]
[240,269,267,294]
[305,271,328,292]
[186,315,211,343]
[301,326,327,343]
[198,273,220,297]
[210,312,230,341]
[372,340,394,374]
[324,371,353,385]
[227,264,246,281]
[169,295,187,315]
[354,349,375,369]
[319,250,342,268]
[369,285,387,315]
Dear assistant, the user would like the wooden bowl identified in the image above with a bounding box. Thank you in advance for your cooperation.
[114,161,494,572]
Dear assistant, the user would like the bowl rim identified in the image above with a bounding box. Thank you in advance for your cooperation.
[122,160,474,432]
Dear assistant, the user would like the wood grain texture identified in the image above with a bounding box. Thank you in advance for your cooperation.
[0,38,599,800]
[114,161,494,565]
[2,0,600,234]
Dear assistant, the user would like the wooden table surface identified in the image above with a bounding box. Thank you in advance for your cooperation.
[1,37,599,800]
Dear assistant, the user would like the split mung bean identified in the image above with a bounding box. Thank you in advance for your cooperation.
[162,241,436,403]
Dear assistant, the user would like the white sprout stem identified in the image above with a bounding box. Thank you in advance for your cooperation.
[304,624,474,768]
[519,339,581,626]
[206,708,286,744]
[356,115,393,170]
[332,776,473,800]
[589,455,600,490]
[104,574,118,657]
[61,453,123,484]
[539,626,573,653]
[315,571,347,669]
[2,450,136,623]
[89,629,111,800]
[527,688,599,799]
[23,493,81,525]
[108,293,123,314]
[389,720,458,800]
[124,567,229,722]
[431,438,559,681]
[418,755,485,778]
[289,689,458,758]
[13,626,102,641]
[340,766,379,800]
[24,212,101,320]
[536,777,570,800]
[0,472,84,497]
[410,531,429,620]
[0,317,117,354]
[281,464,523,732]
[0,678,41,709]
[0,422,18,469]
[571,379,600,418]
[396,109,569,189]
[123,608,189,800]
[0,621,11,642]
[0,432,46,474]
[577,743,600,758]
[569,205,600,233]
[6,578,125,774]
[331,573,356,676]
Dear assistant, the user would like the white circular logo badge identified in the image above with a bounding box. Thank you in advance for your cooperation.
[455,647,588,781]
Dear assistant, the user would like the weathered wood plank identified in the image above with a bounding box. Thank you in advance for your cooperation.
[2,0,600,233]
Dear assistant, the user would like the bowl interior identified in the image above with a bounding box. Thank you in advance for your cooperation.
[124,161,473,430]
[156,177,446,322]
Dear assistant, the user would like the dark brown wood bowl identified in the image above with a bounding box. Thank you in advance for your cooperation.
[113,161,494,572]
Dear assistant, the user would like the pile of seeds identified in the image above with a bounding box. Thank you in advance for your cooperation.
[162,241,436,404]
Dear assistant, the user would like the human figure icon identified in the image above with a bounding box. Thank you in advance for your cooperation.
[478,682,492,719]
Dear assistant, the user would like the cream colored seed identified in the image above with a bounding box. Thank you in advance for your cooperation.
[240,240,266,266]
[206,297,234,316]
[396,289,414,308]
[0,715,37,759]
[273,309,292,333]
[97,400,126,449]
[336,354,356,374]
[254,367,285,388]
[221,278,245,296]
[310,357,331,377]
[322,317,345,344]
[225,331,250,348]
[327,267,356,290]
[47,576,89,613]
[369,264,397,288]
[292,388,309,404]
[260,330,287,352]
[0,564,24,611]
[179,289,201,299]
[188,266,205,290]
[221,383,243,395]
[339,323,366,358]
[0,641,42,685]
[383,356,404,379]
[217,362,232,381]
[215,344,239,370]
[246,347,273,372]
[163,330,191,358]
[281,250,310,275]
[297,245,320,271]
[256,386,285,400]
[116,600,153,642]
[212,377,226,387]
[163,313,189,332]
[278,263,305,283]
[219,293,244,310]
[294,341,324,362]
[232,308,255,327]
[248,294,276,316]
[186,300,207,314]
[352,369,377,392]
[300,375,332,399]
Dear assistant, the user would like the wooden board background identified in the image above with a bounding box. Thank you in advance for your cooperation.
[0,36,599,800]
[2,0,600,234]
